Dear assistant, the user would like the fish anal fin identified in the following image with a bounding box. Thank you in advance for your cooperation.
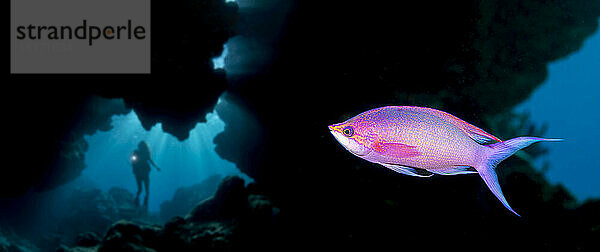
[380,163,433,177]
[428,166,477,175]
[373,142,421,158]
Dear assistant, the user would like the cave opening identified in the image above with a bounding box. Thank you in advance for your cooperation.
[79,103,251,213]
[212,43,229,70]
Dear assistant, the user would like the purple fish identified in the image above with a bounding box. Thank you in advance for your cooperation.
[328,106,562,216]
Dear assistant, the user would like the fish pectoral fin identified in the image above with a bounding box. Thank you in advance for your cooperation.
[427,166,478,175]
[380,163,433,177]
[372,142,421,157]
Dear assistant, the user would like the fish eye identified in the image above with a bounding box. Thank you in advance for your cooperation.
[342,126,354,137]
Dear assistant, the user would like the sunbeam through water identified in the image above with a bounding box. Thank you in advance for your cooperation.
[80,109,251,212]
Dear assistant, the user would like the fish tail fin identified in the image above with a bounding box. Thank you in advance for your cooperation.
[475,137,563,217]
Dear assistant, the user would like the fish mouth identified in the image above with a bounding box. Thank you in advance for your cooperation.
[329,130,371,156]
[330,130,348,146]
[328,123,346,146]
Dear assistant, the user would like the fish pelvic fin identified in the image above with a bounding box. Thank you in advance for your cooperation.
[475,137,563,217]
[380,163,434,177]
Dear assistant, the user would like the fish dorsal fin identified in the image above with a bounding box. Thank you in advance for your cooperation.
[372,142,421,158]
[462,128,501,145]
[427,166,478,176]
[425,108,502,145]
[380,163,433,177]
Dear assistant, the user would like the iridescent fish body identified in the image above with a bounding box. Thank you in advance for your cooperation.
[329,106,562,216]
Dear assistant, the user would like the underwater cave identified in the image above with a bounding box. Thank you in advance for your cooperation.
[80,100,251,213]
[4,0,600,251]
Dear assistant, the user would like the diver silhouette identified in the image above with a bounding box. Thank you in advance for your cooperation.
[131,141,161,208]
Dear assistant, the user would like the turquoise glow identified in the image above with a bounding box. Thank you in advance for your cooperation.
[80,109,250,212]
[212,44,229,70]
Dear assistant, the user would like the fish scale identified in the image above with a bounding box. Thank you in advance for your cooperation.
[363,107,478,170]
[329,106,562,216]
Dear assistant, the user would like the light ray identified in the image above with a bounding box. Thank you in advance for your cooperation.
[81,109,251,213]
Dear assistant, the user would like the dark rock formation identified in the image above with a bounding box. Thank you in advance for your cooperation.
[59,187,119,236]
[60,176,279,252]
[211,0,600,251]
[47,187,154,251]
[3,0,239,197]
[108,187,136,208]
[75,232,101,248]
[0,228,38,252]
[2,96,129,197]
[3,0,600,251]
[98,220,161,252]
[217,0,600,190]
[95,0,239,141]
[213,94,264,176]
[151,0,237,74]
[159,175,222,223]
[185,176,247,223]
[1,184,161,252]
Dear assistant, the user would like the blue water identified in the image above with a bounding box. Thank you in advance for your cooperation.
[79,106,251,212]
[516,24,600,202]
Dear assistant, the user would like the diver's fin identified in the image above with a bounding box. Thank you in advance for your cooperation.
[428,166,477,175]
[380,163,433,177]
[373,142,421,158]
[476,136,563,217]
